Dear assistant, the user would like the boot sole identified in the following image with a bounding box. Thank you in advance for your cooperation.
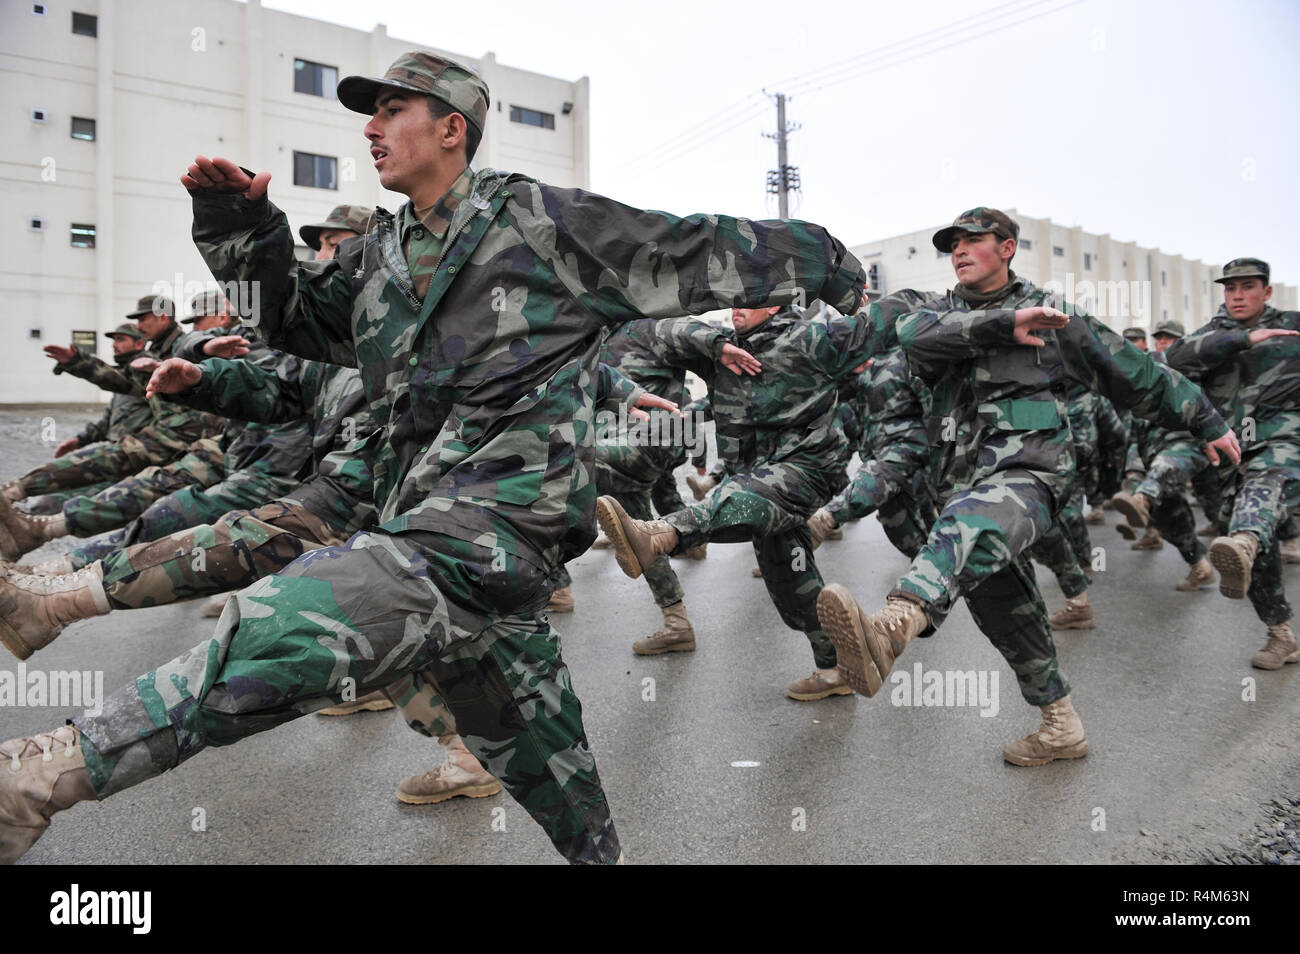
[1110,495,1149,530]
[316,699,396,716]
[1115,525,1137,540]
[817,585,886,697]
[395,780,502,805]
[1003,740,1089,767]
[786,684,855,701]
[0,616,34,661]
[632,640,696,655]
[595,497,645,580]
[1049,616,1095,630]
[1251,649,1300,670]
[546,604,575,614]
[1208,540,1251,599]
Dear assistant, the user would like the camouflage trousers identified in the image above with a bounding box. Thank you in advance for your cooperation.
[824,457,937,559]
[67,466,302,569]
[664,462,837,668]
[14,431,184,498]
[1028,500,1091,600]
[62,438,226,538]
[1094,399,1129,502]
[17,481,114,516]
[72,527,621,865]
[894,470,1068,707]
[98,500,351,609]
[1222,443,1300,626]
[596,441,686,608]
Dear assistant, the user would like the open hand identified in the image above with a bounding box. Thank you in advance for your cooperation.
[1205,429,1242,467]
[181,156,270,201]
[203,335,251,358]
[53,437,80,458]
[145,358,203,397]
[43,345,77,364]
[1013,306,1070,346]
[1248,328,1300,346]
[721,342,762,376]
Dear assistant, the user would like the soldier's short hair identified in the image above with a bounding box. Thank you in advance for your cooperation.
[428,97,482,165]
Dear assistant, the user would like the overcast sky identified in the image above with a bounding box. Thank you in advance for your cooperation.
[267,0,1300,284]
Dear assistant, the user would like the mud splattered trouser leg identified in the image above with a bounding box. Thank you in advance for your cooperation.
[665,464,835,668]
[96,501,350,610]
[892,470,1067,705]
[1225,444,1300,627]
[73,527,620,864]
[67,470,299,569]
[15,433,181,497]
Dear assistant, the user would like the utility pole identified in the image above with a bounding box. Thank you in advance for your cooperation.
[763,92,800,219]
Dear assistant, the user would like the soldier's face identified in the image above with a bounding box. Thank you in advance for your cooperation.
[316,229,357,261]
[192,311,234,332]
[1126,336,1148,352]
[1153,333,1176,352]
[1222,278,1272,323]
[365,92,441,198]
[730,306,781,334]
[109,334,143,356]
[950,232,1014,290]
[135,312,171,341]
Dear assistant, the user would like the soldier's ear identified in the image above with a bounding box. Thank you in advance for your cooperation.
[1264,284,1273,302]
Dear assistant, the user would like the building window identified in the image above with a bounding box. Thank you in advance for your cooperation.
[70,117,96,141]
[1052,246,1064,257]
[509,105,555,129]
[70,223,96,247]
[71,330,97,351]
[71,11,96,36]
[1084,252,1092,270]
[293,151,337,190]
[29,328,42,340]
[28,217,45,232]
[1161,270,1167,287]
[30,108,47,123]
[32,4,45,15]
[1020,239,1033,250]
[293,59,338,97]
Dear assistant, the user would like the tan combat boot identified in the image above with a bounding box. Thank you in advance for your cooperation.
[21,555,75,577]
[1175,556,1216,592]
[0,481,23,504]
[1110,491,1151,530]
[751,565,763,578]
[317,689,395,717]
[0,500,66,562]
[0,563,110,661]
[807,508,838,550]
[786,667,853,701]
[1208,532,1260,600]
[1251,622,1300,670]
[1002,694,1089,766]
[1085,505,1105,526]
[596,496,678,579]
[1115,521,1138,541]
[0,724,97,863]
[394,733,502,804]
[685,473,717,502]
[198,594,228,618]
[817,586,927,697]
[1049,593,1094,630]
[632,601,695,655]
[673,543,708,560]
[546,586,575,614]
[1282,537,1300,565]
[1131,527,1164,550]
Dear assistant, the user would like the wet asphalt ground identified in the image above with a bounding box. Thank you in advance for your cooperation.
[0,405,1296,865]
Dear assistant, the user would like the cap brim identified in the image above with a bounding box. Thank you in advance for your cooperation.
[932,224,996,252]
[337,75,432,115]
[298,224,325,250]
[104,331,140,339]
[1213,274,1268,285]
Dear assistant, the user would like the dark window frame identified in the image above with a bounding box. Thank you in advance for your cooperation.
[70,223,96,248]
[71,11,96,36]
[509,105,555,129]
[292,150,338,191]
[293,58,339,98]
[70,116,96,141]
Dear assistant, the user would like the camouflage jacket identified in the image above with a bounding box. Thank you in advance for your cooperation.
[191,168,863,576]
[856,346,931,481]
[171,324,315,481]
[896,276,1227,503]
[54,321,224,451]
[54,350,153,444]
[601,319,689,406]
[1165,305,1300,453]
[643,305,894,496]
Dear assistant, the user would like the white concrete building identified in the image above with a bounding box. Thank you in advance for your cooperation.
[1,0,591,403]
[852,210,1296,334]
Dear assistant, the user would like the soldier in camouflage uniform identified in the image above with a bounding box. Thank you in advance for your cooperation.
[0,298,313,568]
[1165,258,1300,670]
[598,297,903,701]
[17,324,152,516]
[0,51,865,865]
[0,296,222,509]
[813,208,1236,767]
[299,204,373,262]
[807,345,938,561]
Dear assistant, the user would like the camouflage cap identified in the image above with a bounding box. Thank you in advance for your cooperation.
[1122,327,1147,341]
[337,51,490,133]
[125,294,174,319]
[104,322,144,340]
[182,289,232,324]
[932,207,1020,252]
[1153,320,1186,339]
[1214,257,1270,285]
[298,204,376,251]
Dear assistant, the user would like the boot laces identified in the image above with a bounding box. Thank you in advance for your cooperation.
[878,600,917,633]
